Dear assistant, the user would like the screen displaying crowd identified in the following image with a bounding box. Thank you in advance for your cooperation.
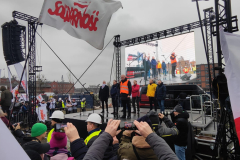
[125,32,196,84]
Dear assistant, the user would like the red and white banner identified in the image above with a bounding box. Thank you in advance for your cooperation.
[39,0,122,50]
[14,63,28,98]
[36,105,47,122]
[220,28,240,143]
[37,94,44,102]
[11,85,19,101]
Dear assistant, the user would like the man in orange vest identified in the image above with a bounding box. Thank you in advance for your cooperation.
[170,52,177,78]
[119,75,132,119]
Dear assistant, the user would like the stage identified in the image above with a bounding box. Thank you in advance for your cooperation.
[129,73,197,85]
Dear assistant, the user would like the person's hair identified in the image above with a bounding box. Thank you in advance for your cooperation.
[113,80,117,83]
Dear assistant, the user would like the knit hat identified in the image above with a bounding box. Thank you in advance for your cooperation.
[31,123,47,137]
[50,132,67,148]
[173,104,183,113]
[137,115,152,129]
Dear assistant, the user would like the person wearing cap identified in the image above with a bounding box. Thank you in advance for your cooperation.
[47,110,65,142]
[169,104,189,160]
[84,113,119,159]
[22,123,50,156]
[46,131,74,160]
[56,98,65,110]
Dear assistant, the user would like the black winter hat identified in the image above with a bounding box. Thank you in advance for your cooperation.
[137,115,152,129]
[173,104,183,113]
[22,141,50,154]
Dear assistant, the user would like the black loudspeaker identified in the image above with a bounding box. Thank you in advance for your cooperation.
[2,20,26,66]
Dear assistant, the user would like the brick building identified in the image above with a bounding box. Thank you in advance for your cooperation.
[40,81,75,94]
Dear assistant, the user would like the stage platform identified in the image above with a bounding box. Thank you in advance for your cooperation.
[65,107,215,129]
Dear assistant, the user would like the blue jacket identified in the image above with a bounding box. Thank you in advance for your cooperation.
[110,84,119,99]
[162,62,166,69]
[151,59,157,69]
[155,82,166,100]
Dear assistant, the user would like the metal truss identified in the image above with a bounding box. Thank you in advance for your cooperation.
[203,7,215,78]
[13,11,39,127]
[114,35,121,81]
[119,20,205,47]
[212,0,240,159]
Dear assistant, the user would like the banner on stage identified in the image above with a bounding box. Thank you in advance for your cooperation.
[220,28,240,144]
[36,106,47,122]
[39,0,122,50]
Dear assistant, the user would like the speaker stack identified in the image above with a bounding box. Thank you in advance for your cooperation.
[2,20,26,66]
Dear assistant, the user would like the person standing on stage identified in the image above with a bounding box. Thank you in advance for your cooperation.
[147,56,151,79]
[99,81,109,113]
[110,80,119,115]
[146,79,157,111]
[157,60,162,78]
[71,99,78,113]
[119,75,132,119]
[0,86,13,119]
[142,53,147,81]
[151,56,157,79]
[131,80,140,113]
[170,52,177,77]
[162,60,167,76]
[49,98,55,117]
[155,80,166,112]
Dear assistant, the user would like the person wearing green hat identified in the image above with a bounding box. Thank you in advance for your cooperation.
[31,123,48,141]
[22,123,50,159]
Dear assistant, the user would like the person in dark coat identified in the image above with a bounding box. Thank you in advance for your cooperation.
[147,56,151,79]
[142,53,148,81]
[99,81,109,113]
[155,80,166,112]
[110,80,119,115]
[0,86,13,119]
[170,104,189,160]
[151,56,157,78]
[162,60,167,76]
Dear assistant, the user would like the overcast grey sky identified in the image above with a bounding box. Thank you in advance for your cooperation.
[0,0,240,88]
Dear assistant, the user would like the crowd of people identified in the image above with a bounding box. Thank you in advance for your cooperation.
[1,73,191,160]
[1,104,190,160]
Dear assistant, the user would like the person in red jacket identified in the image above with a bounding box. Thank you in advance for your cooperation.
[131,80,140,113]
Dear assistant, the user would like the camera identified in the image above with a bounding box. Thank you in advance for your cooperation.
[13,121,23,127]
[55,123,67,132]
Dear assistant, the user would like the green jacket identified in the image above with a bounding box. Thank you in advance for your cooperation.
[118,131,158,160]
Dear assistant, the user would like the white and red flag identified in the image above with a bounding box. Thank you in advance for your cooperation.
[37,94,44,102]
[220,28,240,143]
[14,63,28,98]
[39,0,122,50]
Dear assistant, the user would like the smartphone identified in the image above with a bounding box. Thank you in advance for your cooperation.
[13,121,23,127]
[124,122,136,130]
[55,123,67,132]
